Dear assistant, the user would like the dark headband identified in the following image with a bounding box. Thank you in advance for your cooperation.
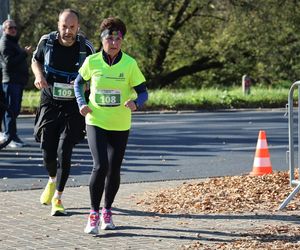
[100,29,123,40]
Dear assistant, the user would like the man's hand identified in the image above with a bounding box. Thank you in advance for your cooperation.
[24,46,33,54]
[34,76,48,89]
[80,105,92,116]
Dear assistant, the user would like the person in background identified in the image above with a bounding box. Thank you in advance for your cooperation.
[0,25,4,139]
[0,63,4,139]
[31,9,94,216]
[74,16,148,234]
[0,19,32,147]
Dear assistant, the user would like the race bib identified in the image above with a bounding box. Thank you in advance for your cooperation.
[95,89,121,106]
[53,82,75,100]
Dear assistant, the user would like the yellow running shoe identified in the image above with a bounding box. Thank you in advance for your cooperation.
[51,197,67,216]
[40,181,56,205]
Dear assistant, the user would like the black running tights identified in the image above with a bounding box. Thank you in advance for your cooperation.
[86,125,129,211]
[43,139,74,192]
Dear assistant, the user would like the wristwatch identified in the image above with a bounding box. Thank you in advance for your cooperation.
[133,100,139,109]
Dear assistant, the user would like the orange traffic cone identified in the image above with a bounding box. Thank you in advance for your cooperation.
[250,130,273,176]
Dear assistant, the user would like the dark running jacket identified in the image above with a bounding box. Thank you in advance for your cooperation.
[0,33,29,84]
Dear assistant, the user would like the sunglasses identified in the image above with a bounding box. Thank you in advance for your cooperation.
[7,26,17,30]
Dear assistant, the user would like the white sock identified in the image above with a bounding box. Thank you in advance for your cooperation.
[54,191,62,200]
[49,177,56,183]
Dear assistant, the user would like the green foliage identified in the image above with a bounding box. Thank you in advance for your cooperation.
[21,90,40,113]
[7,0,300,89]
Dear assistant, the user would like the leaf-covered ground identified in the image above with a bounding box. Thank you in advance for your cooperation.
[182,224,300,250]
[137,171,300,249]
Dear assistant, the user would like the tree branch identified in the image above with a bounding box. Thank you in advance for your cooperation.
[149,56,223,88]
[153,0,193,75]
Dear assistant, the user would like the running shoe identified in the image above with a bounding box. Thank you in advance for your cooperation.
[8,136,27,148]
[100,208,115,230]
[84,212,100,234]
[51,197,67,216]
[0,132,7,143]
[40,181,56,205]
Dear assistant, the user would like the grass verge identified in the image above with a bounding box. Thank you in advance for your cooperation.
[22,86,293,114]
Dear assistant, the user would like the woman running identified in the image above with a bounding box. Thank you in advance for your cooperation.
[74,16,148,234]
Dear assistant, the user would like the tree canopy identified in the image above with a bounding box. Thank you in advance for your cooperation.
[8,0,300,89]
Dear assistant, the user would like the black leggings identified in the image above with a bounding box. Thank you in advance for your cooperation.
[43,139,74,192]
[86,125,129,211]
[0,75,4,131]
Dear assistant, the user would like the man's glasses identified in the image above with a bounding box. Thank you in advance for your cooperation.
[7,26,17,30]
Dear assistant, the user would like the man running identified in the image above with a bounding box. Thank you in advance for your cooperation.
[31,8,94,216]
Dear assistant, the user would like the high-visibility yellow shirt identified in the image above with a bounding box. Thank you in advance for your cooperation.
[79,51,146,130]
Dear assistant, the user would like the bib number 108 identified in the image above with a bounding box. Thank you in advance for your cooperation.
[100,95,117,104]
[95,90,121,106]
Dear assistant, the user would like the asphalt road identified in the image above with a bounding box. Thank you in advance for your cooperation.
[0,109,292,191]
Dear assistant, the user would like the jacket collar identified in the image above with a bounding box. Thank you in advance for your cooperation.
[4,33,19,42]
[102,50,122,66]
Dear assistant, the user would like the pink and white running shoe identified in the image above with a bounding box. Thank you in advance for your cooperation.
[84,211,100,234]
[101,208,115,230]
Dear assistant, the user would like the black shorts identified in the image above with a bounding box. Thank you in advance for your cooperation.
[34,101,85,149]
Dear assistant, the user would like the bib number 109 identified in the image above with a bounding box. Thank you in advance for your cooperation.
[53,82,75,100]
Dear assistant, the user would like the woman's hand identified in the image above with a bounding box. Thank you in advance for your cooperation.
[80,105,92,116]
[124,99,137,111]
